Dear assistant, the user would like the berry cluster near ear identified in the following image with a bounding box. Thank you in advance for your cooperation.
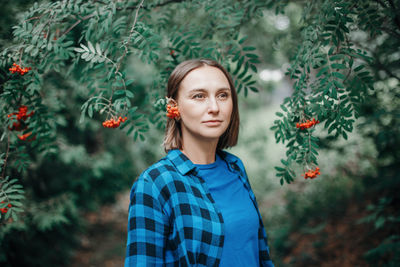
[166,104,180,119]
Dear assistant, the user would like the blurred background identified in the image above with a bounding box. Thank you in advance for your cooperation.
[0,0,399,266]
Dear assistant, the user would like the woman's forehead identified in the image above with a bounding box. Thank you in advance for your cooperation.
[179,66,230,91]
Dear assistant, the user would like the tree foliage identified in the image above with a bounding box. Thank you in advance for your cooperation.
[0,0,272,223]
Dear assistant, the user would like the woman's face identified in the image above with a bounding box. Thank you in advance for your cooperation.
[177,65,233,146]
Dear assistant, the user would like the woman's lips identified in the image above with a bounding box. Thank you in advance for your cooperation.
[202,120,222,126]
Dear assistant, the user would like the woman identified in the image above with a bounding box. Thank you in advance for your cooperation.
[125,59,274,266]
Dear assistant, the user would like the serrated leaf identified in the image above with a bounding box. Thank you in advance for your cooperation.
[126,90,134,98]
[238,36,247,44]
[74,47,86,53]
[332,72,345,79]
[88,105,93,118]
[275,166,285,172]
[245,53,258,59]
[81,52,89,59]
[243,46,256,51]
[125,79,134,86]
[80,43,89,52]
[87,41,95,54]
[333,79,345,89]
[331,63,346,69]
[95,43,102,55]
[354,65,365,72]
[317,66,328,77]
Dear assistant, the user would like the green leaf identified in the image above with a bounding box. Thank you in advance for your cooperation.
[354,65,365,72]
[88,105,93,118]
[126,90,134,98]
[342,131,348,140]
[331,63,346,69]
[317,66,328,77]
[238,36,247,44]
[333,79,345,89]
[125,79,134,86]
[245,53,258,59]
[95,43,102,55]
[329,54,345,61]
[332,72,345,79]
[80,43,89,52]
[88,41,95,54]
[275,166,285,172]
[243,46,256,51]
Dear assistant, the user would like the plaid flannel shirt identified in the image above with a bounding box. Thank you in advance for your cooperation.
[125,149,274,266]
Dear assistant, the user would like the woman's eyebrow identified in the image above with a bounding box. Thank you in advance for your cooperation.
[188,88,230,93]
[188,88,207,93]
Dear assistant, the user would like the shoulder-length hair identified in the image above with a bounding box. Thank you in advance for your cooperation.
[163,59,239,152]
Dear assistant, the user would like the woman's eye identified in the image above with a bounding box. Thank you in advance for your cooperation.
[218,93,229,99]
[193,94,205,99]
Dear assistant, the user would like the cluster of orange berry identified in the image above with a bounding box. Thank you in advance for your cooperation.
[166,104,180,119]
[0,202,12,214]
[7,105,36,141]
[18,132,35,141]
[303,167,321,179]
[8,105,34,122]
[296,118,320,130]
[9,63,32,76]
[102,116,128,128]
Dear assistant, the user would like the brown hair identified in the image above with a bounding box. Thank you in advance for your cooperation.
[163,59,239,152]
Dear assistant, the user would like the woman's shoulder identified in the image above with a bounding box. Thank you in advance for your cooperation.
[129,156,178,201]
[137,155,177,184]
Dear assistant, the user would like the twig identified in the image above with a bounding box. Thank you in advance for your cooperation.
[1,134,11,180]
[114,0,145,75]
[24,16,42,22]
[111,0,184,11]
[59,13,96,38]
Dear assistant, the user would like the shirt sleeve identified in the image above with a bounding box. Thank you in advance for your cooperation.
[125,176,169,266]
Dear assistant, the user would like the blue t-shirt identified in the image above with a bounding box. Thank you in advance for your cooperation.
[195,154,260,266]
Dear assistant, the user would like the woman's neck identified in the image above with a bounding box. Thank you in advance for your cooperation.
[181,138,218,164]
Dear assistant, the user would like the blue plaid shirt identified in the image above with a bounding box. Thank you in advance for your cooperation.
[125,149,274,266]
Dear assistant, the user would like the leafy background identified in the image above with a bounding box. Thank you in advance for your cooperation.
[0,0,399,266]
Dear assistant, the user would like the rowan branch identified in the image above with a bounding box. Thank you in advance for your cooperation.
[59,13,96,38]
[93,0,185,11]
[1,134,10,180]
[114,0,145,75]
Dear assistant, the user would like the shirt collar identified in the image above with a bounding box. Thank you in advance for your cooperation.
[216,150,239,165]
[166,149,239,176]
[166,149,196,175]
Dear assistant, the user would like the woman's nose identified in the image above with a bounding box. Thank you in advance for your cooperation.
[208,97,219,113]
